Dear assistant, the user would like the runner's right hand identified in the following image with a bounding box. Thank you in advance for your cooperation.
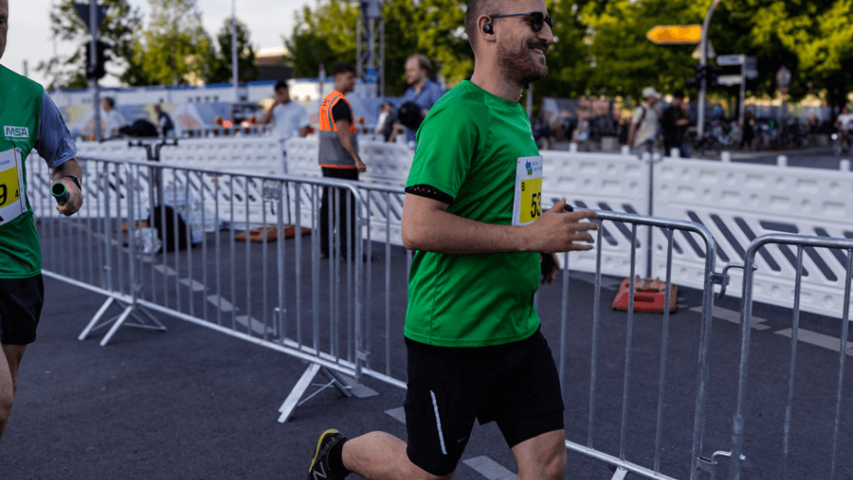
[529,199,598,254]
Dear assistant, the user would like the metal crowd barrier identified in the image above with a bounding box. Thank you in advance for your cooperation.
[28,153,853,479]
[27,156,400,422]
[727,234,853,480]
[563,208,720,480]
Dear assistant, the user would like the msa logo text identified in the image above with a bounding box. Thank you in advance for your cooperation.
[4,126,29,138]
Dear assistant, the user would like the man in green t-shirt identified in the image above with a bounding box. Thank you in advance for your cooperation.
[0,0,84,440]
[305,0,598,478]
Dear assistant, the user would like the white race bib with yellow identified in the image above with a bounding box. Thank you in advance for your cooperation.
[512,155,543,226]
[0,148,27,227]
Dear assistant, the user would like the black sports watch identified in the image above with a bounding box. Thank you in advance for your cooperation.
[63,175,82,191]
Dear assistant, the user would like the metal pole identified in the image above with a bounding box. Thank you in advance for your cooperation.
[697,0,720,138]
[231,0,238,102]
[89,0,101,142]
[739,62,746,125]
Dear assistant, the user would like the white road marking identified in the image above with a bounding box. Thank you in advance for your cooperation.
[235,315,275,336]
[463,456,517,480]
[179,278,206,292]
[206,295,235,312]
[690,305,770,330]
[384,407,406,424]
[775,328,853,356]
[154,265,177,276]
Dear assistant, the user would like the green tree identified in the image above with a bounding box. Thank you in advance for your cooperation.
[283,1,360,81]
[579,0,705,99]
[35,0,147,89]
[533,0,593,101]
[206,18,260,84]
[132,0,214,86]
[284,0,472,95]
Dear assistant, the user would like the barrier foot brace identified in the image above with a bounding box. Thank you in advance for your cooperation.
[277,363,354,424]
[78,296,167,346]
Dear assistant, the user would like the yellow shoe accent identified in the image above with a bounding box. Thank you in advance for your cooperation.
[309,429,340,473]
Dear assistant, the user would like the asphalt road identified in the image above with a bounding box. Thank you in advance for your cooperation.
[2,227,853,479]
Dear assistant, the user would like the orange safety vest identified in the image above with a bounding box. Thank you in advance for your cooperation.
[318,90,359,169]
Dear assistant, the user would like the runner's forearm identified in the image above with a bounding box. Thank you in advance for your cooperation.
[50,157,82,180]
[403,194,538,254]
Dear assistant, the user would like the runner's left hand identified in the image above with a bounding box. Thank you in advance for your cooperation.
[53,178,83,216]
[540,252,560,284]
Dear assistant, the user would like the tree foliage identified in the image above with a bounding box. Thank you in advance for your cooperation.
[35,0,146,89]
[131,0,214,86]
[283,1,360,83]
[206,18,260,85]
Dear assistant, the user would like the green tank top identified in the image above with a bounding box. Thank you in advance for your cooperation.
[0,65,45,278]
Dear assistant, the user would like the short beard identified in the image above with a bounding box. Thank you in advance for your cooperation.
[496,39,548,88]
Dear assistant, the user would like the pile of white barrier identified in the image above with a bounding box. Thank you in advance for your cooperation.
[45,138,853,319]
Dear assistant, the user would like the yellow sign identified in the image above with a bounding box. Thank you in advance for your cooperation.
[646,25,702,45]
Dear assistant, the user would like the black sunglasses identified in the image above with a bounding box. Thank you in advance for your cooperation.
[489,11,553,32]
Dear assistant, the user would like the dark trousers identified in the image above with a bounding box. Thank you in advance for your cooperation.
[320,167,359,256]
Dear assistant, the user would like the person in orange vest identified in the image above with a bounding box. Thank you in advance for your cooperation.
[318,63,367,259]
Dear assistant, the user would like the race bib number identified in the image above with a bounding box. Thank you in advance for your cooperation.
[512,155,543,226]
[0,148,27,227]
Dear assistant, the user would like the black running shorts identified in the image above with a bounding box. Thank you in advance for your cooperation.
[404,328,565,476]
[0,275,45,345]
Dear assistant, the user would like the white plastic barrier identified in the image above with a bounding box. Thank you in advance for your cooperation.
[541,150,651,278]
[160,137,284,175]
[653,157,853,318]
[76,140,148,162]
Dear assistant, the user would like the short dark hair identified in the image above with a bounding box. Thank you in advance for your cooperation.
[465,0,501,50]
[672,90,685,99]
[332,63,356,77]
[408,55,431,74]
[103,97,115,108]
[274,80,289,92]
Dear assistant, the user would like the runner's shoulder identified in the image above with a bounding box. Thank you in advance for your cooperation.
[423,83,489,127]
[0,65,45,101]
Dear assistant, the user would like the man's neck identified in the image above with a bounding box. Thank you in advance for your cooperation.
[412,77,427,93]
[470,62,523,103]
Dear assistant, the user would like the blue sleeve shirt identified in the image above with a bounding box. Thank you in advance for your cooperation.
[35,90,77,169]
[402,79,445,143]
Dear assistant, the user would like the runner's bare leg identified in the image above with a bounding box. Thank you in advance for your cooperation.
[342,431,454,480]
[511,429,567,480]
[0,344,27,440]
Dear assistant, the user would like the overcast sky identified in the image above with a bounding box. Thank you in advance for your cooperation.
[2,0,312,87]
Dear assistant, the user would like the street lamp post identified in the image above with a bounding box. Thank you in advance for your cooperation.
[697,0,720,138]
[89,0,101,141]
[231,0,238,102]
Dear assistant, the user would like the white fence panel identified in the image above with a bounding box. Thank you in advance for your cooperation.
[654,158,853,318]
[541,150,650,278]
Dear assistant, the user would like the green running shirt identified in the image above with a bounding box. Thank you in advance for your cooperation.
[404,80,544,347]
[0,65,75,278]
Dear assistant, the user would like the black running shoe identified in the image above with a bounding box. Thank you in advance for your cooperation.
[306,429,348,480]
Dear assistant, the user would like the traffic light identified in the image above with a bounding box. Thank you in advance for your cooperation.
[706,65,718,89]
[687,64,719,90]
[85,40,111,80]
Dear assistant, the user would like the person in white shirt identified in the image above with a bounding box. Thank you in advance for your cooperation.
[835,106,853,149]
[627,86,661,155]
[101,97,124,139]
[261,81,311,154]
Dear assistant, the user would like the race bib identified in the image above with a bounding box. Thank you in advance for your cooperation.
[512,155,543,226]
[0,148,27,227]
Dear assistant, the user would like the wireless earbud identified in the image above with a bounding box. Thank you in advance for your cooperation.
[483,23,493,34]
